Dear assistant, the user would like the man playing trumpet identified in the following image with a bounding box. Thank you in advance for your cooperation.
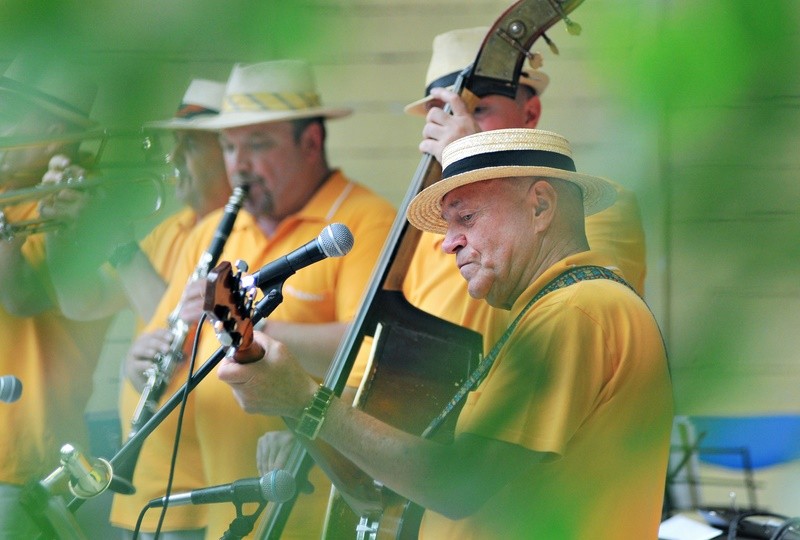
[38,77,234,539]
[0,54,111,540]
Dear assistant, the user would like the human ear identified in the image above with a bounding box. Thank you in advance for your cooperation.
[529,180,557,229]
[300,122,323,154]
[534,197,549,216]
[523,95,542,128]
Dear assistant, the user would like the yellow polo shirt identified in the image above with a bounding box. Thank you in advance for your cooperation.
[110,206,207,532]
[585,181,647,296]
[0,199,108,486]
[111,171,395,539]
[419,252,673,539]
[138,207,198,283]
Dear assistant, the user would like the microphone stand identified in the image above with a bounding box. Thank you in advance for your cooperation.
[220,501,268,540]
[65,283,285,515]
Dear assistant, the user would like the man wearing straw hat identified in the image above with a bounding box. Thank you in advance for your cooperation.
[43,78,231,326]
[403,27,647,355]
[217,127,674,539]
[41,77,233,540]
[134,59,395,539]
[31,77,231,539]
[0,55,110,540]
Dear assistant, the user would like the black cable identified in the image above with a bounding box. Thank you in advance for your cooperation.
[131,312,206,540]
[154,311,206,537]
[728,511,790,540]
[132,501,149,539]
[770,517,800,540]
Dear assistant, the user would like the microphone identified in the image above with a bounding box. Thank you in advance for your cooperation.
[149,469,296,508]
[241,223,354,289]
[60,444,113,499]
[0,375,22,403]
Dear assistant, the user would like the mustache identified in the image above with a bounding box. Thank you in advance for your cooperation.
[231,172,260,188]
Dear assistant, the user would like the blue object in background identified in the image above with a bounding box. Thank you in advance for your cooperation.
[692,415,800,469]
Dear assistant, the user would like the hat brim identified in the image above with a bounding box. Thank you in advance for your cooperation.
[193,107,352,131]
[0,79,97,128]
[407,165,618,235]
[403,73,547,117]
[143,117,219,131]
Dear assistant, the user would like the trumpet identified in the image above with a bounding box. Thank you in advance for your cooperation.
[1,128,171,241]
[0,127,166,164]
[0,169,168,241]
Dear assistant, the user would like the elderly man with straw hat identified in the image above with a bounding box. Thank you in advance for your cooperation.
[0,55,110,540]
[132,59,395,539]
[402,27,648,362]
[217,127,674,539]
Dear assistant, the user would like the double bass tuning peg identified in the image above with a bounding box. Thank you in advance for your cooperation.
[541,33,560,56]
[549,0,583,37]
[528,51,544,70]
[565,16,582,36]
[539,14,581,57]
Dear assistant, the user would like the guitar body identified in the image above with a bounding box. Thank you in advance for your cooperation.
[325,492,421,540]
[322,291,482,540]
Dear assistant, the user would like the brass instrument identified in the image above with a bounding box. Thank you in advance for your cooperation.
[115,184,249,485]
[0,127,165,163]
[0,128,170,241]
[0,170,167,241]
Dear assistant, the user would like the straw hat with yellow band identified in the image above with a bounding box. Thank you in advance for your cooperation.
[199,60,351,130]
[144,78,226,131]
[406,128,618,235]
[404,26,550,117]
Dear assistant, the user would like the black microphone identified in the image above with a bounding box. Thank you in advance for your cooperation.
[149,469,296,508]
[0,375,22,403]
[241,223,354,289]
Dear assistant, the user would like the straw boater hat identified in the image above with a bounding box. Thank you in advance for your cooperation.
[199,60,351,130]
[404,26,550,116]
[407,128,617,235]
[0,55,97,128]
[144,78,226,130]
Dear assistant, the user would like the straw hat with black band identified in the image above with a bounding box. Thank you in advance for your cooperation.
[198,60,351,130]
[404,26,550,117]
[406,128,618,235]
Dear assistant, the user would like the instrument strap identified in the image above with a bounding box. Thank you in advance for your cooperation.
[421,265,636,439]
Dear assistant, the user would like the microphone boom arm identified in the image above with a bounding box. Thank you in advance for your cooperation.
[66,287,285,513]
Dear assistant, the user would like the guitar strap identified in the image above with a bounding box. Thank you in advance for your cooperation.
[421,265,636,439]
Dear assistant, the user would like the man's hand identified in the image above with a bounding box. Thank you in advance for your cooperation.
[124,328,174,393]
[38,155,90,224]
[175,279,208,324]
[218,331,318,418]
[256,430,315,493]
[419,87,480,163]
[256,430,296,475]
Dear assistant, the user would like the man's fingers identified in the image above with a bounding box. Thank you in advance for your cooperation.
[429,87,469,116]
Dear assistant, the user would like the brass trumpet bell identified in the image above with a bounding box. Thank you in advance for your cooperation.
[0,170,167,241]
[0,128,171,241]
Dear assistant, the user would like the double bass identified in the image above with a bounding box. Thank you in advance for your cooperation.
[249,1,586,537]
